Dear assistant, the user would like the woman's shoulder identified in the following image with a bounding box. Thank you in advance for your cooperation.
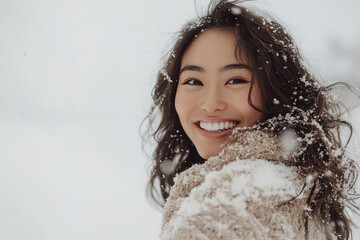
[163,129,300,216]
[169,129,297,200]
[170,157,306,217]
[161,157,319,240]
[208,158,305,200]
[160,130,328,240]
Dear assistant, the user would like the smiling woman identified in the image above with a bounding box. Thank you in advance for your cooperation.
[175,29,264,158]
[142,0,359,239]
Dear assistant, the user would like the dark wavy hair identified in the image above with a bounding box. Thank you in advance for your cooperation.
[141,0,359,239]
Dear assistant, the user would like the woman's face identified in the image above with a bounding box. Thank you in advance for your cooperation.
[175,29,264,159]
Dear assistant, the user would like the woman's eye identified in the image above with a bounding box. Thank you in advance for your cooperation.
[183,79,203,86]
[226,78,248,85]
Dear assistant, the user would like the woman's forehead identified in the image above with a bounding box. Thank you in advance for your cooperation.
[180,29,250,69]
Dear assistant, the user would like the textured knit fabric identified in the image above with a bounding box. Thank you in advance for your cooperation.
[160,129,327,240]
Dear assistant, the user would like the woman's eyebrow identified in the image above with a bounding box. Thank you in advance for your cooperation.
[179,63,251,75]
[220,63,252,71]
[180,65,204,74]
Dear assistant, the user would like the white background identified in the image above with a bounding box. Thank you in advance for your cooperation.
[0,0,359,239]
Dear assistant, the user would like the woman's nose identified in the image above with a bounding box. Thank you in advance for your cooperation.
[200,90,226,113]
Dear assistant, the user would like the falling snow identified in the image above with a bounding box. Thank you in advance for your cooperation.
[279,129,300,157]
[231,6,242,15]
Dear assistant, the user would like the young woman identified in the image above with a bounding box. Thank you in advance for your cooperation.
[142,0,359,239]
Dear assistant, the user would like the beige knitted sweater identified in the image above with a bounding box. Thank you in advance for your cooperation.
[160,130,327,240]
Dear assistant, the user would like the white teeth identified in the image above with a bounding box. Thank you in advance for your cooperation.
[199,121,238,132]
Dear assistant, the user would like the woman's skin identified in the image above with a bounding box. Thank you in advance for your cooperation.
[175,29,264,159]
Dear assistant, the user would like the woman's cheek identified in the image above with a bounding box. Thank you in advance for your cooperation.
[175,89,195,117]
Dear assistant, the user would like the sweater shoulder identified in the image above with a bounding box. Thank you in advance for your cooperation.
[161,159,313,240]
[203,158,305,202]
[172,158,306,219]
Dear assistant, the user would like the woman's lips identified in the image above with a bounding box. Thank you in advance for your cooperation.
[198,120,239,131]
[195,120,240,138]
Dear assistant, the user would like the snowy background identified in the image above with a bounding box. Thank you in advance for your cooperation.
[0,0,359,239]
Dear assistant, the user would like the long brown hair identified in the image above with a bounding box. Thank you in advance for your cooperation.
[141,0,359,239]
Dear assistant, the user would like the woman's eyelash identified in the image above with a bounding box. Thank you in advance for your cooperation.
[226,78,248,84]
[183,79,203,86]
[182,78,247,85]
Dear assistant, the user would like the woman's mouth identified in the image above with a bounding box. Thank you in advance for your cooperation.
[198,121,240,132]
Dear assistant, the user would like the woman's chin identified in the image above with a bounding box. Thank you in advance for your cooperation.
[197,148,222,160]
